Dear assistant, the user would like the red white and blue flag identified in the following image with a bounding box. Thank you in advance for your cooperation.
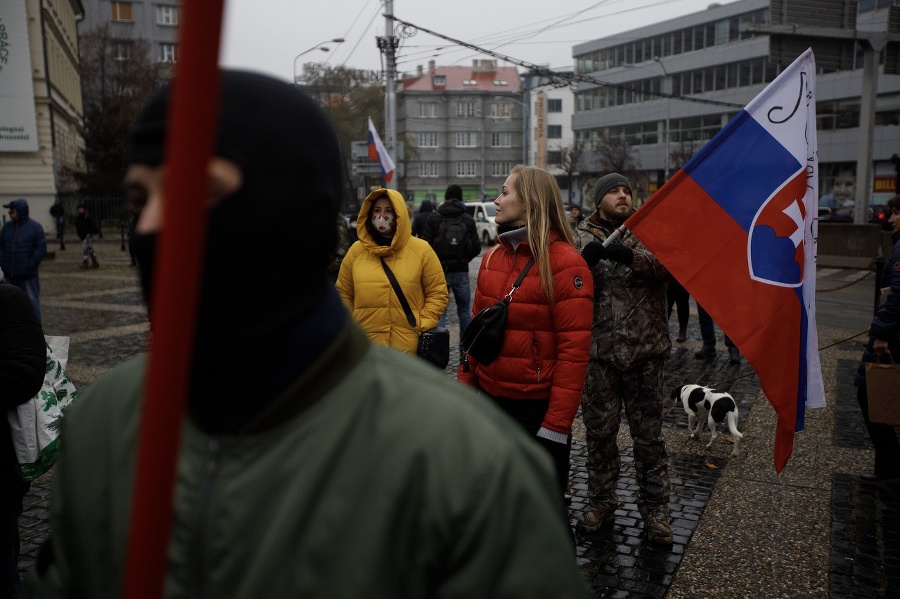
[368,116,396,183]
[626,49,824,473]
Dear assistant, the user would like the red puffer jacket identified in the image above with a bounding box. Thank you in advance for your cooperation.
[458,233,593,434]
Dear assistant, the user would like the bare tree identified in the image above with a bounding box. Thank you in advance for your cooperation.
[551,141,586,206]
[298,64,385,206]
[73,25,167,195]
[592,134,641,182]
[669,138,701,171]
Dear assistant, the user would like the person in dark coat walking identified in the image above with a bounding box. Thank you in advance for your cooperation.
[74,204,100,269]
[0,199,47,320]
[0,284,46,598]
[411,199,434,238]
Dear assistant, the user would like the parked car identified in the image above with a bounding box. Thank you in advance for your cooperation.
[463,201,498,245]
[869,193,897,230]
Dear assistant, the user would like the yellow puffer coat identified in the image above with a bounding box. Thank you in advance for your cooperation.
[337,189,448,353]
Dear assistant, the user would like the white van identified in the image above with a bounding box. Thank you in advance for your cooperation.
[463,201,498,246]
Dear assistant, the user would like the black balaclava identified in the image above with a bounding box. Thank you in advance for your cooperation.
[126,70,344,433]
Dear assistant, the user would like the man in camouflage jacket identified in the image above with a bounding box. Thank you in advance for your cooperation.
[572,173,673,545]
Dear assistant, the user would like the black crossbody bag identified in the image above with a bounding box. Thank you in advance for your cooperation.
[461,256,535,371]
[380,258,450,369]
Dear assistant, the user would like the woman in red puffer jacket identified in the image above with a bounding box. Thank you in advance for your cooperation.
[458,165,593,496]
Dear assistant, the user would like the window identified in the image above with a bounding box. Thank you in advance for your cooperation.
[490,103,512,118]
[113,40,134,61]
[418,162,439,177]
[547,125,563,139]
[417,102,437,117]
[455,132,477,147]
[547,99,562,112]
[546,151,562,165]
[456,161,477,177]
[159,43,178,63]
[156,5,178,26]
[433,75,446,86]
[456,102,476,117]
[491,162,513,176]
[110,2,133,21]
[490,132,512,147]
[417,133,438,147]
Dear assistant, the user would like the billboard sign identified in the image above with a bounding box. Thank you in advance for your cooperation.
[0,0,38,152]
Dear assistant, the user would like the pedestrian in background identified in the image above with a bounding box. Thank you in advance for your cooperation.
[337,188,447,355]
[422,184,481,339]
[573,172,674,545]
[24,71,589,598]
[0,284,46,599]
[854,195,900,483]
[49,203,65,240]
[410,198,433,238]
[667,278,690,343]
[568,204,584,231]
[0,199,47,321]
[74,204,100,269]
[695,302,741,364]
[458,165,593,502]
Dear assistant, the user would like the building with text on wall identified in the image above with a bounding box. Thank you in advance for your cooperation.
[521,70,581,206]
[78,0,179,67]
[398,60,523,206]
[0,0,85,232]
[572,0,899,207]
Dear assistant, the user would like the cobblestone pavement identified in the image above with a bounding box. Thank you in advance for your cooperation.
[17,239,898,598]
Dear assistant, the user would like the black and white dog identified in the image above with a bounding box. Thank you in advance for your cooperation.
[671,384,743,456]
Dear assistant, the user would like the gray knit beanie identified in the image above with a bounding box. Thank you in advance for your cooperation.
[591,173,632,207]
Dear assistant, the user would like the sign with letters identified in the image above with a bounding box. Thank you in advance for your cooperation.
[0,0,39,152]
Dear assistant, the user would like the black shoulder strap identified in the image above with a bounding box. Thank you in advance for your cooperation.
[380,258,417,329]
[504,257,536,303]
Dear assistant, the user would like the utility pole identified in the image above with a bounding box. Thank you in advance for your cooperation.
[379,0,399,190]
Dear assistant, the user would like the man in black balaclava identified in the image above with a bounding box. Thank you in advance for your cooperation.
[25,71,590,598]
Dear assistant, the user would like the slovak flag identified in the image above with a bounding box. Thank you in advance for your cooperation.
[368,117,396,183]
[626,49,825,473]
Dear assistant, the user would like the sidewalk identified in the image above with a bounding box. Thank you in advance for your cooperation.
[18,239,897,597]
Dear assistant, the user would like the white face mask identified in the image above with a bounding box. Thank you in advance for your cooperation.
[372,214,394,233]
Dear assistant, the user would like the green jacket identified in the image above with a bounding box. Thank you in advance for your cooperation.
[25,322,589,598]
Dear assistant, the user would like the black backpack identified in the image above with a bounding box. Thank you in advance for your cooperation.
[433,216,471,267]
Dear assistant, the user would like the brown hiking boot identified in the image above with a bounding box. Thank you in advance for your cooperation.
[576,504,615,533]
[643,509,673,545]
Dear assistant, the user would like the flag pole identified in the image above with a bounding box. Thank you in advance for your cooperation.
[121,1,226,597]
[602,223,630,247]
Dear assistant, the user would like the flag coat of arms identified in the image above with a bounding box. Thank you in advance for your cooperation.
[368,117,396,183]
[626,49,824,473]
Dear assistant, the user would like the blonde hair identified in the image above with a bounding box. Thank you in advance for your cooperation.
[509,165,573,303]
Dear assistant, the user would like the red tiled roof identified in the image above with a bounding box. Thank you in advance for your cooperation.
[402,65,521,92]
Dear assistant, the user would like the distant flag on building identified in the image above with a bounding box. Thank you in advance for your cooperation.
[625,49,824,473]
[368,117,395,183]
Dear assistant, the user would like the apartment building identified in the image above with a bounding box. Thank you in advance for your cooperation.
[572,0,900,205]
[0,0,85,232]
[78,0,179,65]
[398,60,523,205]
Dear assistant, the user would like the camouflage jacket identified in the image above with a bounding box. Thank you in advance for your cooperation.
[573,215,671,370]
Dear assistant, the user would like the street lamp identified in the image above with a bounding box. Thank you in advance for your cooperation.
[293,37,345,84]
[653,56,671,181]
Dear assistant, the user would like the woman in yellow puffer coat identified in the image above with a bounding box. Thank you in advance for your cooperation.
[337,188,447,354]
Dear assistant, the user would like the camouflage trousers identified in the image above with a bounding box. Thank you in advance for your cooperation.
[581,357,671,513]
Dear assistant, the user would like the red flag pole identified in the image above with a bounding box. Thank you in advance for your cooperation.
[121,1,226,597]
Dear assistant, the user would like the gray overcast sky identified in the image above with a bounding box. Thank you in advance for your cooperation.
[220,0,739,82]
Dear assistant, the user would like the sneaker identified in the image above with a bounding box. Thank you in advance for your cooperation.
[694,346,715,359]
[728,347,741,364]
[643,510,673,545]
[576,505,615,533]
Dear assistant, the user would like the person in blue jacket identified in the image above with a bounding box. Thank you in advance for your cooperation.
[0,199,48,321]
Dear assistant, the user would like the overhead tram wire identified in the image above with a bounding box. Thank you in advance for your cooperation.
[338,1,384,69]
[387,14,744,109]
[329,0,378,68]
